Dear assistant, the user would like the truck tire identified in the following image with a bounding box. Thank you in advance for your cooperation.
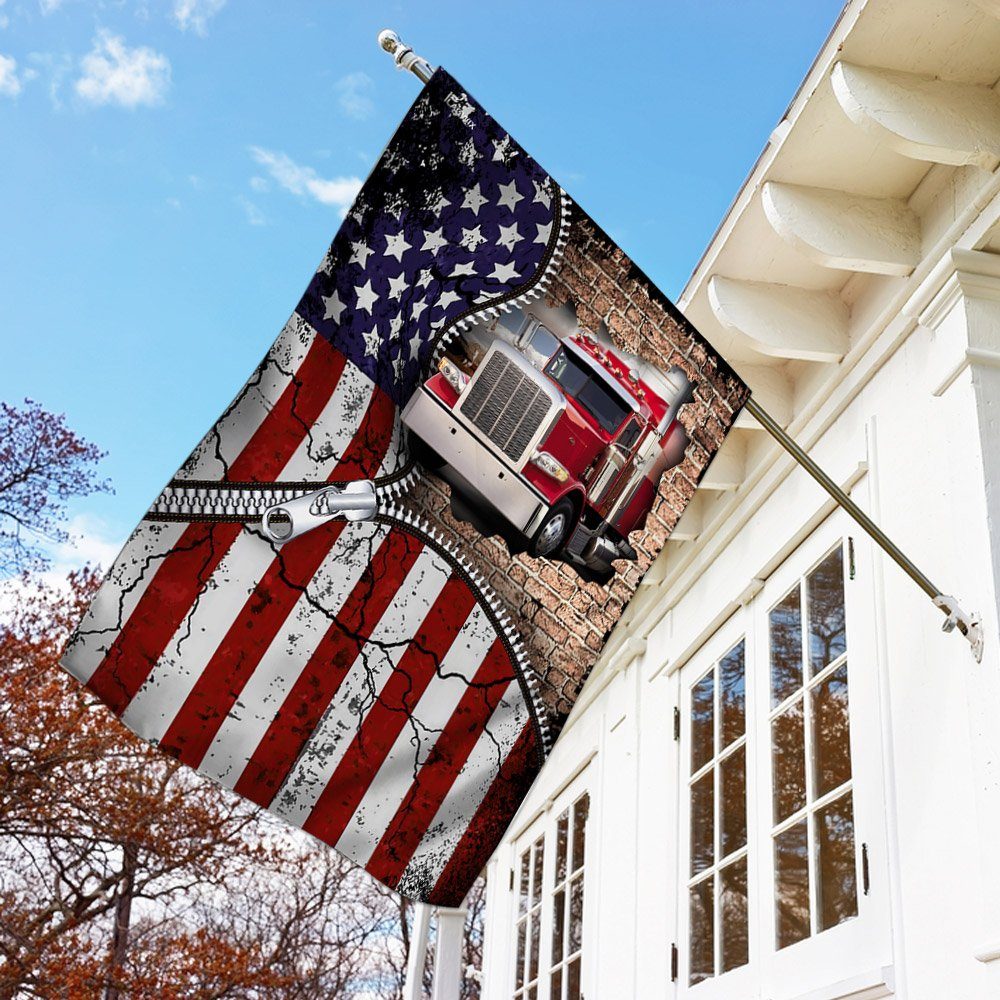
[530,499,575,558]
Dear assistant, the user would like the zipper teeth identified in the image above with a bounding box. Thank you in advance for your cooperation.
[429,191,573,373]
[377,498,554,755]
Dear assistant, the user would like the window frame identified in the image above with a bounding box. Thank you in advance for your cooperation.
[676,514,892,997]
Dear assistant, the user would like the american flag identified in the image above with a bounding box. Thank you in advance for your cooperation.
[62,69,567,906]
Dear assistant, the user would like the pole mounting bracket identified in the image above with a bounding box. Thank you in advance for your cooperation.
[934,594,984,663]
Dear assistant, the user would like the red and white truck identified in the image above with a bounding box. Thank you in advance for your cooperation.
[402,308,694,580]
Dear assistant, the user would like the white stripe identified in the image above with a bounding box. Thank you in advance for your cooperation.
[271,544,452,825]
[198,519,389,787]
[394,680,531,899]
[377,411,404,479]
[329,603,500,867]
[277,358,376,481]
[60,520,188,684]
[177,314,318,480]
[120,530,279,742]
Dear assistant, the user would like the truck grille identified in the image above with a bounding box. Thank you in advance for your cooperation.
[460,351,553,462]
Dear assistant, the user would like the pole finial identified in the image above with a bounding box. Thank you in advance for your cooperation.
[376,28,434,85]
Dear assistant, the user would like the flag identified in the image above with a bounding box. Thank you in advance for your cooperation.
[62,69,749,905]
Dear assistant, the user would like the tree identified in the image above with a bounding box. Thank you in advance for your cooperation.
[0,399,110,575]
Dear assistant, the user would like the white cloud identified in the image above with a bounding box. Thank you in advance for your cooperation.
[75,31,171,108]
[38,0,63,13]
[0,53,21,96]
[249,175,268,193]
[172,0,226,36]
[249,146,362,217]
[335,70,374,120]
[236,194,265,226]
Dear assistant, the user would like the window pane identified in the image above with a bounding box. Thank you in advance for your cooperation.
[531,838,544,906]
[516,921,526,987]
[812,662,852,798]
[816,793,858,932]
[720,747,747,857]
[569,874,584,954]
[555,810,569,885]
[770,585,803,707]
[552,888,565,961]
[572,794,589,873]
[720,640,746,748]
[720,857,749,974]
[691,770,715,876]
[772,700,806,823]
[775,820,810,950]
[691,672,715,772]
[518,853,530,915]
[808,546,846,674]
[567,957,581,1000]
[550,968,562,1000]
[689,877,714,985]
[529,912,540,982]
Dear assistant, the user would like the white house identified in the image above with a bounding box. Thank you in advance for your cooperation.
[473,0,1000,997]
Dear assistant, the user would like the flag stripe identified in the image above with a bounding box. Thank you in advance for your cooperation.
[362,639,518,888]
[120,530,282,742]
[155,519,352,766]
[293,575,477,843]
[323,601,500,867]
[196,520,382,787]
[232,527,425,807]
[425,723,540,907]
[60,520,188,685]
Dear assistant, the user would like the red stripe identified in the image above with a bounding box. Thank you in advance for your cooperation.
[154,378,396,768]
[363,639,518,889]
[301,576,478,845]
[426,723,541,907]
[233,527,424,807]
[86,334,347,715]
[155,519,350,767]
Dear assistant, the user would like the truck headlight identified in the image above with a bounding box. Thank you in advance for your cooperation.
[530,450,570,483]
[438,357,470,394]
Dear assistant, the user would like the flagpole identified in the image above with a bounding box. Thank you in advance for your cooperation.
[375,30,984,662]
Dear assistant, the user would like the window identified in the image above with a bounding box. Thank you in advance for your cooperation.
[544,347,632,433]
[676,527,890,995]
[513,834,545,1000]
[769,546,856,950]
[511,783,590,1000]
[687,640,749,985]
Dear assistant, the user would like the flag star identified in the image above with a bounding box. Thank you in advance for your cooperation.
[388,273,408,299]
[460,225,486,252]
[389,315,403,341]
[322,290,346,322]
[532,179,552,209]
[534,221,553,246]
[497,180,523,212]
[394,354,406,380]
[431,193,451,215]
[461,183,488,216]
[412,300,428,320]
[354,278,380,313]
[492,133,517,162]
[451,260,477,277]
[421,228,448,254]
[458,138,480,168]
[408,330,423,359]
[488,260,521,283]
[497,222,523,251]
[349,240,373,268]
[362,327,381,358]
[384,231,412,263]
[437,289,462,310]
[416,268,434,289]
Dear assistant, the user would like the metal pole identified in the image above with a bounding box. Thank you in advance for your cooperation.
[374,28,984,664]
[747,397,982,660]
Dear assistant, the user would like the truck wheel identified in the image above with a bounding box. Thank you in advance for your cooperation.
[530,499,575,558]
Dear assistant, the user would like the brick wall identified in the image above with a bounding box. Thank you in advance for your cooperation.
[407,215,749,740]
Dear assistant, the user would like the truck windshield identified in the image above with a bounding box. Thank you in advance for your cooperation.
[545,347,632,434]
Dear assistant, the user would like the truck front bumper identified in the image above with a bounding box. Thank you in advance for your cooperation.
[402,386,546,535]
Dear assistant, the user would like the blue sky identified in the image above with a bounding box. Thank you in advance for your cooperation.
[0,0,844,562]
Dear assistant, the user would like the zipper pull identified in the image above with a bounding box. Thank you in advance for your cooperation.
[260,480,377,544]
